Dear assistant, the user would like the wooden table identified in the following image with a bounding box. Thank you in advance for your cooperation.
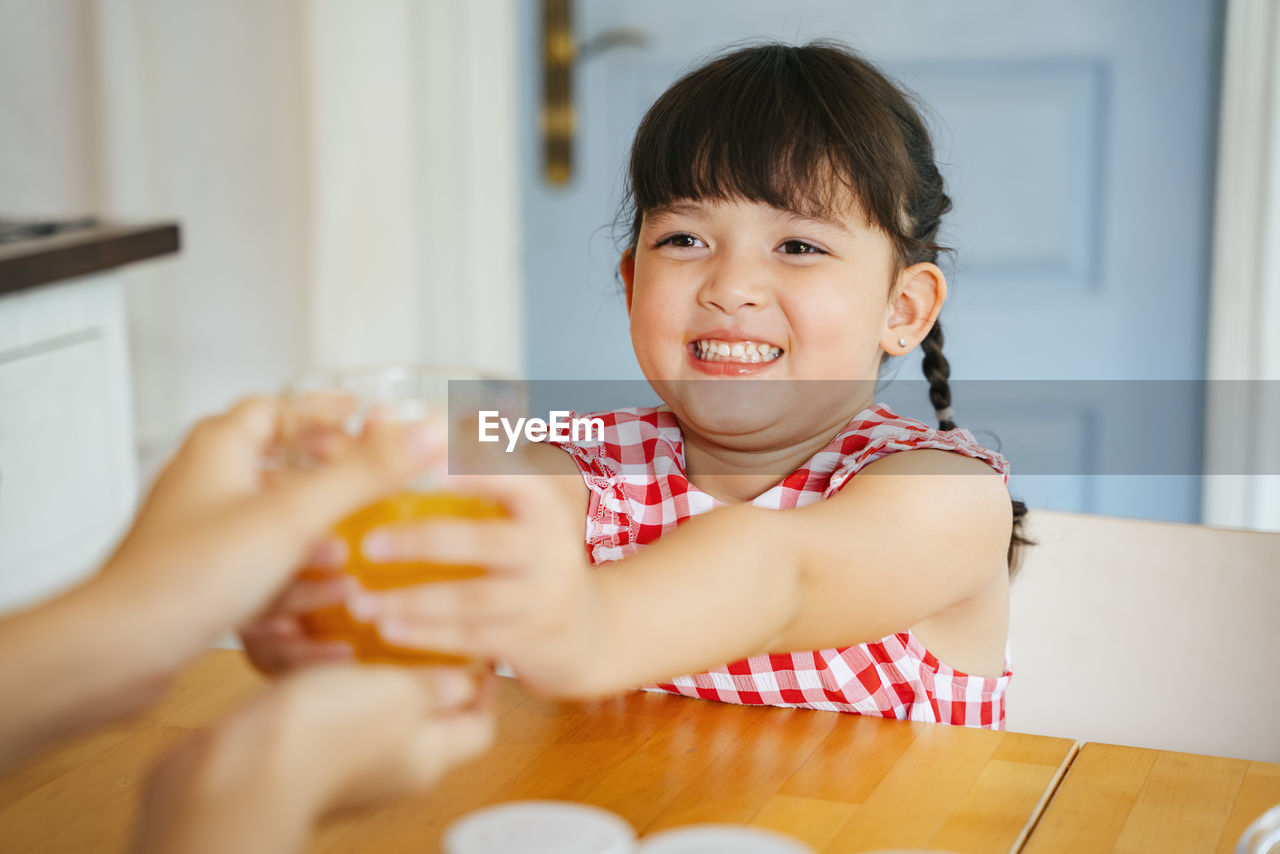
[1023,742,1280,854]
[0,650,1076,853]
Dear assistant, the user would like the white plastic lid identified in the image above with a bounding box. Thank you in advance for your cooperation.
[635,824,816,853]
[444,800,637,854]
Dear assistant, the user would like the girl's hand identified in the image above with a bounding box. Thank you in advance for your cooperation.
[350,473,604,696]
[135,664,495,854]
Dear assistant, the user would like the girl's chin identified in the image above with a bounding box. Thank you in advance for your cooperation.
[660,385,797,437]
[652,378,877,444]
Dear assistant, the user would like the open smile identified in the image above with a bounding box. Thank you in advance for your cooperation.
[686,336,785,376]
[691,337,783,364]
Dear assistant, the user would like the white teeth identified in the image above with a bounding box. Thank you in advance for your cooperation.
[692,338,783,364]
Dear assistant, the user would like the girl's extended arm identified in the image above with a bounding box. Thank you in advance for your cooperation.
[360,447,1011,698]
[583,449,1010,693]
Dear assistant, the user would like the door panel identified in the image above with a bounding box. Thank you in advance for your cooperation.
[518,0,1221,523]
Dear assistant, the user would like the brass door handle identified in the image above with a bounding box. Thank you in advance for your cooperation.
[541,0,648,186]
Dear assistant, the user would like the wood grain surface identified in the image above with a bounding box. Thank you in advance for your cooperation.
[0,650,1080,853]
[1023,742,1280,854]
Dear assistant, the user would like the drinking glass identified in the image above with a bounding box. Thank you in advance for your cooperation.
[284,364,524,665]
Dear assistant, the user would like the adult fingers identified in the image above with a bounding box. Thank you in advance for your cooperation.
[190,396,281,457]
[138,396,281,521]
[240,629,355,677]
[310,666,496,812]
[259,572,354,618]
[262,418,447,543]
[402,689,497,786]
[301,537,349,570]
[182,396,282,486]
[397,666,485,713]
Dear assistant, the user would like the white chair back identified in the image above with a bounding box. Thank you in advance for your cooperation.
[1007,510,1280,762]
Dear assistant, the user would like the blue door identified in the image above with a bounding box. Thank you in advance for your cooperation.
[517,0,1222,524]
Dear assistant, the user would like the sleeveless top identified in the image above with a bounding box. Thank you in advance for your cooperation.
[546,403,1013,729]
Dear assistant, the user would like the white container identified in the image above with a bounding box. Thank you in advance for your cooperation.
[444,800,637,854]
[1237,804,1280,854]
[635,824,815,853]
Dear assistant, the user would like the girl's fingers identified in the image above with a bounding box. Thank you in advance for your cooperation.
[351,577,522,625]
[373,612,509,661]
[361,518,526,570]
[436,472,555,523]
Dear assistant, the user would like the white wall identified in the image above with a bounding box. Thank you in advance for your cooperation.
[93,0,312,476]
[1204,0,1280,532]
[0,0,101,216]
[1,0,522,482]
[301,0,523,375]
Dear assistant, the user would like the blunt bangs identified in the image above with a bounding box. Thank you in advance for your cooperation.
[624,42,922,256]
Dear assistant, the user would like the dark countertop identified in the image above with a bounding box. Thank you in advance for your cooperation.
[0,220,181,296]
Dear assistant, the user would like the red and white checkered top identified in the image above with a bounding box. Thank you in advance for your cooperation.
[547,403,1014,729]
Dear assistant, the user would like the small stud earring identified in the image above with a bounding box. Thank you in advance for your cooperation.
[897,337,909,348]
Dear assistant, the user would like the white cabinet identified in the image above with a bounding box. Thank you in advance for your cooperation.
[0,274,137,613]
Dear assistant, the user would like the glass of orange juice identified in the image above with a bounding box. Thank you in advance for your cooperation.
[283,365,525,666]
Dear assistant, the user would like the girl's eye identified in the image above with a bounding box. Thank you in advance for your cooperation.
[780,240,826,255]
[656,233,705,249]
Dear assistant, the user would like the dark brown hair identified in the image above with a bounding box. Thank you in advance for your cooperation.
[620,40,1031,571]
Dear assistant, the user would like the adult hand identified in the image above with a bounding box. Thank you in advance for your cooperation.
[98,396,443,669]
[134,664,495,854]
[0,395,446,775]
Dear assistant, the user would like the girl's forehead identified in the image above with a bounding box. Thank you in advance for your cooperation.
[643,195,875,233]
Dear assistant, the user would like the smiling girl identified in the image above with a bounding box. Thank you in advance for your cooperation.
[245,41,1029,728]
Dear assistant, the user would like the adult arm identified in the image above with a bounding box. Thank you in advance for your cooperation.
[0,398,440,771]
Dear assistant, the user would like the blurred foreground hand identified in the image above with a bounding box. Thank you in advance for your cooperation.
[134,665,495,854]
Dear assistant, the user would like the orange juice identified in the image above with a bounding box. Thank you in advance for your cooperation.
[300,491,505,665]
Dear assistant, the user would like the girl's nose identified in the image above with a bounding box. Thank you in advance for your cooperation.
[697,255,769,314]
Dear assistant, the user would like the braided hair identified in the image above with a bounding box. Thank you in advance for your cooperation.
[921,323,1032,571]
[890,78,1033,573]
[621,41,1031,572]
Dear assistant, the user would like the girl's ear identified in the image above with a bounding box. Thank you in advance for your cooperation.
[883,262,947,354]
[619,249,637,313]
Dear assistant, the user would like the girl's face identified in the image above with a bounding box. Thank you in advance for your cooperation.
[621,196,943,444]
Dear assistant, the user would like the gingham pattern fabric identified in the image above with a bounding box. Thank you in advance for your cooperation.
[547,403,1014,729]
